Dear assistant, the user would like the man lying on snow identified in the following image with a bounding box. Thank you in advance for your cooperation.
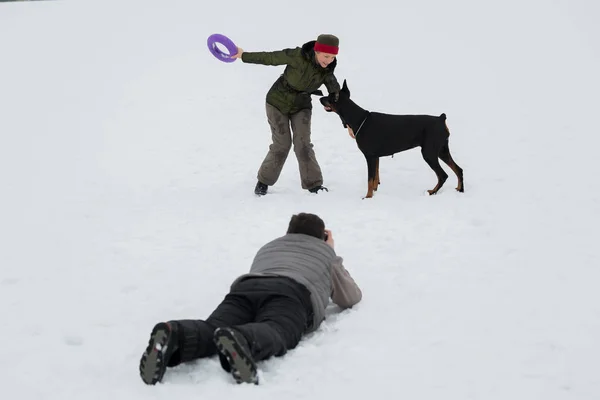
[139,212,363,385]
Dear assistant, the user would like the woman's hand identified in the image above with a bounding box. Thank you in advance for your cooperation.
[231,47,244,59]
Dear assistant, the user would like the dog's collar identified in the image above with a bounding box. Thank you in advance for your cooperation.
[353,113,369,138]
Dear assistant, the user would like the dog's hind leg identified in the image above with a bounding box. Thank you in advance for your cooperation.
[421,146,448,195]
[373,157,380,191]
[438,140,464,192]
[364,156,378,198]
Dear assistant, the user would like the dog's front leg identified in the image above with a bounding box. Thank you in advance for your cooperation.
[374,158,380,191]
[364,156,377,199]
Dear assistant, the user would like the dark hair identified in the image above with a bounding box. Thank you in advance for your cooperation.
[286,213,326,240]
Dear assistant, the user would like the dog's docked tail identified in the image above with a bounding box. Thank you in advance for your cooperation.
[439,113,450,135]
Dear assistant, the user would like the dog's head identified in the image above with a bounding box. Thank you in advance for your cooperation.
[320,79,350,113]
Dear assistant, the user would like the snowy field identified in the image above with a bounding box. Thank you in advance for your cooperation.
[1,0,599,399]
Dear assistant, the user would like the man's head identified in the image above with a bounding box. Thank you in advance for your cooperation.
[314,34,339,68]
[286,213,326,240]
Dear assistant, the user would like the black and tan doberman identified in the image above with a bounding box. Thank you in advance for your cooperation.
[321,80,464,198]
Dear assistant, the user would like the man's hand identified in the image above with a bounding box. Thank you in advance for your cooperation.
[348,127,355,139]
[324,229,335,249]
[230,47,244,59]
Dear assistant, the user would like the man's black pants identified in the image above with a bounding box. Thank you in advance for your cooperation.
[166,276,313,367]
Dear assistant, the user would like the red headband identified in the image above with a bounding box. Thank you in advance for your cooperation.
[314,42,338,55]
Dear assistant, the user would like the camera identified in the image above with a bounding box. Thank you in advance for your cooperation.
[324,232,328,241]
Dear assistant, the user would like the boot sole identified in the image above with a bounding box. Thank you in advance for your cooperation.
[214,328,258,385]
[139,323,171,385]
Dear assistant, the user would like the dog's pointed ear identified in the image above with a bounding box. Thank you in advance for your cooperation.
[341,79,350,97]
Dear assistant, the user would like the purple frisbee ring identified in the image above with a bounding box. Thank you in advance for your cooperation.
[207,34,238,63]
